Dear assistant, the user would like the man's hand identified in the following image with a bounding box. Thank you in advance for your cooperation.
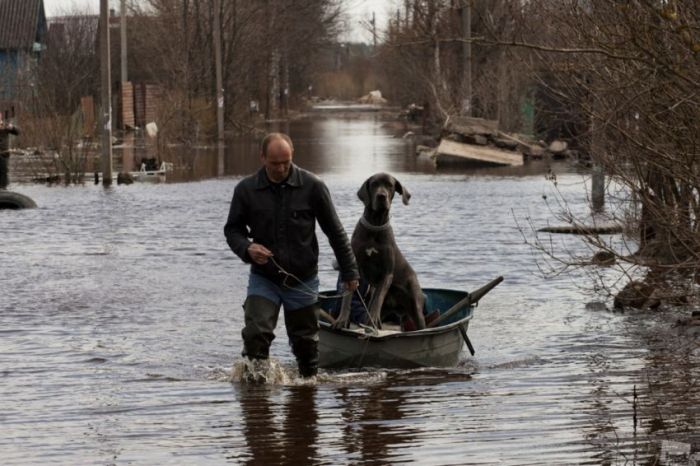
[343,279,359,292]
[247,243,273,265]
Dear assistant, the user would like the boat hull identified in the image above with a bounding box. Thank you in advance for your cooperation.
[319,288,473,369]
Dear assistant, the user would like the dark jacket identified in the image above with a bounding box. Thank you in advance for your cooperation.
[224,164,359,285]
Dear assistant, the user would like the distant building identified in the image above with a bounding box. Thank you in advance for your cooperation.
[0,0,47,120]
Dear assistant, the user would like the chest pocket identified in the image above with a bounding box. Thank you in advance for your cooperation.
[290,203,315,237]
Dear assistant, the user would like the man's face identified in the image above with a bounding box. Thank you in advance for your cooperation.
[262,139,293,183]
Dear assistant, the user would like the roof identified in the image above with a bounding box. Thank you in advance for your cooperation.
[0,0,45,50]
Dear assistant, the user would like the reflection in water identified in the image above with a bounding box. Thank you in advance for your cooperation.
[344,387,407,463]
[236,384,318,464]
[138,115,438,182]
[283,386,319,463]
[154,115,584,182]
[336,377,416,464]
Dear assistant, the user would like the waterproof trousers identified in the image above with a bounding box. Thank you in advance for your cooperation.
[242,295,320,377]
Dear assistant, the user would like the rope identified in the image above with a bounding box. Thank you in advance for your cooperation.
[354,287,379,330]
[269,256,349,299]
[269,256,379,331]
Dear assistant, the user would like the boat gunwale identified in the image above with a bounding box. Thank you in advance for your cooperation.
[319,286,474,342]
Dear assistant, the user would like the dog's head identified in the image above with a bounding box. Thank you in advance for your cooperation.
[358,173,411,212]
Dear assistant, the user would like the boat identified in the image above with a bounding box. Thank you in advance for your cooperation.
[128,161,174,183]
[318,277,503,369]
[112,161,174,184]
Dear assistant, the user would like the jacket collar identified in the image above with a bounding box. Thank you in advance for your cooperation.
[255,163,303,190]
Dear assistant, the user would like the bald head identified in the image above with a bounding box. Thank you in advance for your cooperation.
[261,132,294,157]
[260,132,293,183]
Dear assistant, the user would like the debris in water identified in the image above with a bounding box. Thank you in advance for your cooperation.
[659,440,691,464]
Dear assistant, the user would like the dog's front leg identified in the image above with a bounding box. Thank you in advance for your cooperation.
[332,290,353,329]
[410,280,427,330]
[368,274,393,329]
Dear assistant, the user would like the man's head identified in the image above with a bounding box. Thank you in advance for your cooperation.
[260,132,294,183]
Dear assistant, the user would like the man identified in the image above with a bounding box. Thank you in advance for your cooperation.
[0,118,19,190]
[224,132,359,378]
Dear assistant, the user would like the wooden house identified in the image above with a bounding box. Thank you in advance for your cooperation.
[0,0,47,120]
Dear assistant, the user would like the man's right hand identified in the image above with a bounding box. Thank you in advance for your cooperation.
[343,280,359,292]
[247,243,273,265]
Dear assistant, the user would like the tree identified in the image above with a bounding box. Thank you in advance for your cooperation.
[129,0,344,133]
[377,0,533,133]
[519,0,700,306]
[15,11,100,183]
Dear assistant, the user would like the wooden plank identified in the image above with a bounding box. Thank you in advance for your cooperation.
[134,82,145,127]
[120,81,134,129]
[538,224,623,234]
[435,139,523,167]
[144,84,160,125]
[447,116,499,137]
[80,96,95,137]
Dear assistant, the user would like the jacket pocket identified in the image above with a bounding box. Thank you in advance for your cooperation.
[290,208,315,240]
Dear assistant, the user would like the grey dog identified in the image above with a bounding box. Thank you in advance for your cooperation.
[334,173,426,330]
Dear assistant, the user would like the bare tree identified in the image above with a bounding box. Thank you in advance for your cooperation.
[378,0,532,132]
[516,0,700,307]
[15,11,99,183]
[129,0,343,131]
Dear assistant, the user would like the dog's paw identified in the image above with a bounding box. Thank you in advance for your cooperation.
[332,317,349,329]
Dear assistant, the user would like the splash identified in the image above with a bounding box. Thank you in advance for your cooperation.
[225,358,392,386]
[316,369,389,385]
[229,358,295,385]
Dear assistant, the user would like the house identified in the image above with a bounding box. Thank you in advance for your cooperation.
[0,0,47,120]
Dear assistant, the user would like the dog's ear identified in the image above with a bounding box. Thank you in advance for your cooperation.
[394,178,411,205]
[357,178,371,206]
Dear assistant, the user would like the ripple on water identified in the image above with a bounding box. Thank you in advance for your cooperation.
[2,118,698,465]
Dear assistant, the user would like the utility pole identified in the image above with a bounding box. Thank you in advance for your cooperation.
[404,0,410,28]
[213,0,225,151]
[461,0,472,116]
[371,12,377,49]
[120,0,127,83]
[100,0,113,186]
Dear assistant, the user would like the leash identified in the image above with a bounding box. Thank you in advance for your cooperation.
[354,288,380,330]
[269,256,349,299]
[269,256,380,331]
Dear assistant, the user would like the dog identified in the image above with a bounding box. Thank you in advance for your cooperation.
[334,173,426,330]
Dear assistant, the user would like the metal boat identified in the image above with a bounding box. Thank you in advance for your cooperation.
[318,277,502,369]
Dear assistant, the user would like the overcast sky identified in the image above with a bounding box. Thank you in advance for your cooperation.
[44,0,97,16]
[43,0,393,42]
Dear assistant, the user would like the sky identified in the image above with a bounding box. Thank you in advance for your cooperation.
[44,0,97,16]
[42,0,393,43]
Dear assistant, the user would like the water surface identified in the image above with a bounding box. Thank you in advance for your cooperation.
[2,114,698,464]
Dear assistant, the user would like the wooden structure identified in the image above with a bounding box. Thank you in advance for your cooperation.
[434,139,523,167]
[119,81,134,129]
[80,96,95,136]
[133,83,160,128]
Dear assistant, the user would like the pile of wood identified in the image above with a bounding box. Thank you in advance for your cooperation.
[358,90,388,105]
[418,116,576,167]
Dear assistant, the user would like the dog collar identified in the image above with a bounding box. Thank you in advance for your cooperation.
[360,215,392,232]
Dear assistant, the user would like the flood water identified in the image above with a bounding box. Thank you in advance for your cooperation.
[2,113,699,465]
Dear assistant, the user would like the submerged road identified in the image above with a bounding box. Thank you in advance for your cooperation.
[1,114,698,464]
